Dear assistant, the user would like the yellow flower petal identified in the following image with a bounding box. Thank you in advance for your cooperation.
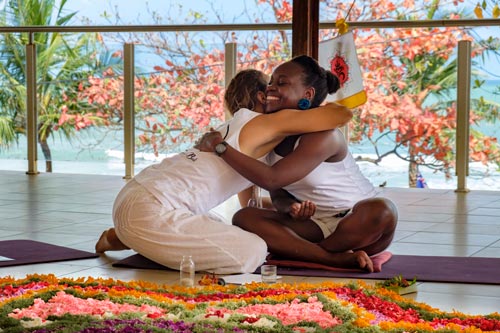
[474,3,484,18]
[493,4,500,18]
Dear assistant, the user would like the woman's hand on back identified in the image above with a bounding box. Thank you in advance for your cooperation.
[195,130,223,152]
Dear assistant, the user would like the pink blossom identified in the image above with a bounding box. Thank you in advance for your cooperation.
[9,291,164,320]
[235,297,342,328]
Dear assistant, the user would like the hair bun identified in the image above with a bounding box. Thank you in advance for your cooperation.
[326,71,340,94]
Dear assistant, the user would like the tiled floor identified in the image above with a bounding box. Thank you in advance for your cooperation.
[0,170,499,315]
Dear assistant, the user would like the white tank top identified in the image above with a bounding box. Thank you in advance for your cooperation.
[135,108,263,214]
[266,141,376,218]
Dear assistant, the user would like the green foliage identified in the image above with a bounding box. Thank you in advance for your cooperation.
[0,297,36,330]
[0,116,16,148]
[0,0,110,169]
[0,0,498,181]
[332,323,384,333]
[315,293,357,322]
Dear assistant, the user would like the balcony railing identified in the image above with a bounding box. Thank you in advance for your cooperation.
[1,19,499,191]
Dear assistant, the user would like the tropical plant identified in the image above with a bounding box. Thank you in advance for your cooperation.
[74,3,288,156]
[16,0,490,185]
[74,0,499,186]
[344,0,500,186]
[0,0,112,172]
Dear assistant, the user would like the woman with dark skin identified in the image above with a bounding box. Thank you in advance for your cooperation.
[95,68,353,274]
[197,55,398,272]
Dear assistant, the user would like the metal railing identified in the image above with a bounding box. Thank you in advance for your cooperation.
[1,18,499,191]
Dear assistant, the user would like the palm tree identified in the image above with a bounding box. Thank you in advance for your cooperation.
[0,0,104,171]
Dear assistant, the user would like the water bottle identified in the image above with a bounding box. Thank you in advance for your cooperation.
[247,186,263,208]
[179,255,195,287]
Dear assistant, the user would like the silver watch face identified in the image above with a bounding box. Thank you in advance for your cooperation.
[215,143,227,154]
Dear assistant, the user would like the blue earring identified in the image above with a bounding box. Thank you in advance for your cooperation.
[298,98,311,110]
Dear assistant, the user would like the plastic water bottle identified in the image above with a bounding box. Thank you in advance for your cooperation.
[179,255,195,287]
[247,186,263,208]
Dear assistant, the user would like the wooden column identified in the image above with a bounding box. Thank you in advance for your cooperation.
[292,0,319,59]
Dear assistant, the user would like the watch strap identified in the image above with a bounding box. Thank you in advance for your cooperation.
[215,141,228,156]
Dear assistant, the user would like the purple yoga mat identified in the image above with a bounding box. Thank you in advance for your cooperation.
[0,240,99,267]
[269,255,500,285]
[113,253,500,285]
[113,254,172,270]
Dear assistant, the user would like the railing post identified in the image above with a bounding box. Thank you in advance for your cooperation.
[455,40,471,193]
[26,33,38,175]
[123,43,135,179]
[224,42,237,120]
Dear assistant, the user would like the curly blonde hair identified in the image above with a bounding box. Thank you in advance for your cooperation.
[224,69,268,115]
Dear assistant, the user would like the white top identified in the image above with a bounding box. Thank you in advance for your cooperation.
[266,140,376,218]
[135,108,263,214]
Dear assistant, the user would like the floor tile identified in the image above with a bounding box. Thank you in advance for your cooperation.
[386,243,484,256]
[398,232,500,246]
[1,171,499,316]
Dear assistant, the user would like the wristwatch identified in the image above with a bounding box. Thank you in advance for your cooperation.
[215,141,228,156]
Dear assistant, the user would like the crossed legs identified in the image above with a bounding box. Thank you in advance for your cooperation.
[232,197,398,272]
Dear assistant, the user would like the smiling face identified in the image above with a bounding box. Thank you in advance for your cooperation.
[265,61,314,114]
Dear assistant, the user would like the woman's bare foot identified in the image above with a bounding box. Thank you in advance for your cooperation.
[95,228,130,253]
[330,251,374,272]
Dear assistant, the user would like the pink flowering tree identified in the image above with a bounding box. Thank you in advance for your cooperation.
[67,0,499,186]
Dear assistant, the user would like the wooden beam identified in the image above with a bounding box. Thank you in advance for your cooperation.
[292,0,319,59]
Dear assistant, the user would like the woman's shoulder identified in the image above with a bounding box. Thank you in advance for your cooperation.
[234,107,260,116]
[232,108,263,125]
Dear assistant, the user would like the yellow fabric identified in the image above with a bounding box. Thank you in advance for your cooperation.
[336,18,349,34]
[335,90,367,108]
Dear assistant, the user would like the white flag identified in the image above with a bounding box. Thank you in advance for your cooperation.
[319,31,367,108]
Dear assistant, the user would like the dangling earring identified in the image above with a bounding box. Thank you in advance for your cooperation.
[298,98,311,110]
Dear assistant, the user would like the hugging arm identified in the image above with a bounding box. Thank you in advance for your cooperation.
[269,188,297,213]
[197,130,342,192]
[236,103,352,159]
[195,103,351,192]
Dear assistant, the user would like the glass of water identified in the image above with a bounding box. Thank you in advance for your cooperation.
[261,265,277,283]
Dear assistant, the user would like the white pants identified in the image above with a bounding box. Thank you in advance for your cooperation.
[112,180,267,274]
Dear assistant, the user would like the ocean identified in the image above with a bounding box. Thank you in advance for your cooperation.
[1,81,498,191]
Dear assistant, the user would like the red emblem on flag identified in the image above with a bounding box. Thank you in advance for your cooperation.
[330,55,349,86]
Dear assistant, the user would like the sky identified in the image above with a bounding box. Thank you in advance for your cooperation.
[64,0,264,25]
[62,0,499,80]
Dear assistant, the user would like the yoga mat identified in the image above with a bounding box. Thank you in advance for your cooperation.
[113,254,173,270]
[263,251,392,273]
[113,252,500,285]
[265,254,500,285]
[112,252,391,272]
[0,240,99,267]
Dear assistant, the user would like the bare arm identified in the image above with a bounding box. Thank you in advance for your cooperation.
[269,188,299,213]
[270,188,316,219]
[195,103,350,192]
[238,102,352,159]
[238,185,274,209]
[197,130,343,191]
[237,187,254,208]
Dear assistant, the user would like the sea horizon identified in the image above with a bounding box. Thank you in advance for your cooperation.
[2,148,499,192]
